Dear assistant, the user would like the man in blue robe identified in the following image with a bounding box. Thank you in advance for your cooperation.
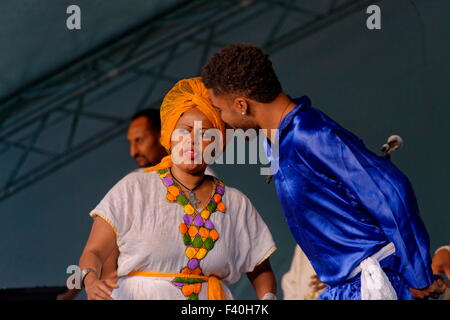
[201,44,445,299]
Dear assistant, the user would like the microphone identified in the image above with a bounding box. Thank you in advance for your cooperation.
[381,135,404,158]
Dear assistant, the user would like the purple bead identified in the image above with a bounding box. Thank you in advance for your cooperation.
[216,185,224,195]
[204,219,214,229]
[183,214,193,225]
[193,214,204,227]
[188,258,199,270]
[163,177,174,186]
[172,281,184,287]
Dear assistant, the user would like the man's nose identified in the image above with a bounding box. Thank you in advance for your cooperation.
[130,144,138,157]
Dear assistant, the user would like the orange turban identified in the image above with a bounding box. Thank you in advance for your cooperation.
[145,77,225,172]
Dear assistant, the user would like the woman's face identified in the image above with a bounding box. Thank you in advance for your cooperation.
[170,108,215,174]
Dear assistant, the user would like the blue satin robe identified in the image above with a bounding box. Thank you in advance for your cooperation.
[265,96,433,290]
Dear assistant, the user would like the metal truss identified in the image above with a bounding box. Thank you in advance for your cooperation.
[0,0,378,201]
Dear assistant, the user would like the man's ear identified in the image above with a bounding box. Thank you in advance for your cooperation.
[233,97,250,115]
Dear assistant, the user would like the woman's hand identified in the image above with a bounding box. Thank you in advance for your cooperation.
[410,247,450,300]
[409,279,446,299]
[79,216,119,300]
[309,274,327,292]
[432,247,450,280]
[85,273,119,300]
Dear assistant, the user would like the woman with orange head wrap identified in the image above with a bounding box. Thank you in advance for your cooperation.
[146,77,226,172]
[79,77,277,300]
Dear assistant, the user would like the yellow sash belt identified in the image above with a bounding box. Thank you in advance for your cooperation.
[127,270,226,300]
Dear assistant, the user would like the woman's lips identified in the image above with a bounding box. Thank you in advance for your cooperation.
[184,149,199,160]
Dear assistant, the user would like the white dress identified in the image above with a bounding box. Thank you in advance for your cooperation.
[89,170,276,300]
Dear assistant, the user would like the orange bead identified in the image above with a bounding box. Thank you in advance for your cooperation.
[181,267,191,275]
[167,185,179,196]
[217,202,226,213]
[179,223,188,234]
[199,227,209,238]
[213,194,222,203]
[182,284,194,296]
[210,229,219,241]
[193,283,202,294]
[188,226,198,238]
[192,267,202,275]
[166,193,177,201]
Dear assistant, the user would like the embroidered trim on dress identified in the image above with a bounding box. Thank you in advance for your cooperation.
[89,211,120,242]
[256,247,277,267]
[157,168,226,300]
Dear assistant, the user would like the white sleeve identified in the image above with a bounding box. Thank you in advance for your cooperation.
[234,193,277,274]
[89,174,133,243]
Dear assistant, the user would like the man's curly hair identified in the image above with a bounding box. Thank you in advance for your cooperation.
[201,44,282,103]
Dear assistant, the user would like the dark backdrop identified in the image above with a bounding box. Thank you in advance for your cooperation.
[0,0,448,299]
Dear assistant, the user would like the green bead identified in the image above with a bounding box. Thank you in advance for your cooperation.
[185,278,205,284]
[177,195,189,206]
[158,169,168,174]
[173,277,183,282]
[207,202,217,212]
[183,233,192,245]
[173,277,205,284]
[193,236,203,248]
[203,237,214,250]
[188,293,199,300]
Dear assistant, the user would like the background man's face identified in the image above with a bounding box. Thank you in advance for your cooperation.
[127,117,163,167]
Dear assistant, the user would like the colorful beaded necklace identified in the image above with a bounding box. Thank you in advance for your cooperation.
[157,168,226,300]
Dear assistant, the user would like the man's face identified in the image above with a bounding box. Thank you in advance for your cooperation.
[208,89,257,130]
[127,117,165,167]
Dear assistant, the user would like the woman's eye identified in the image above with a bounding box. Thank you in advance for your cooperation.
[178,129,190,135]
[195,130,208,139]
